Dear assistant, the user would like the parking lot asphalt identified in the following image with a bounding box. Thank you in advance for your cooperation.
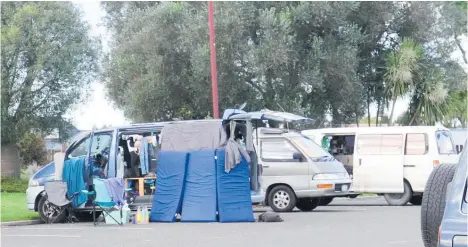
[1,197,423,247]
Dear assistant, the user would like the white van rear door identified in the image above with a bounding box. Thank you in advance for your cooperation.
[353,134,404,193]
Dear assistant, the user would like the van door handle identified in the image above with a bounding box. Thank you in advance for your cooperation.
[358,159,362,166]
[263,165,270,168]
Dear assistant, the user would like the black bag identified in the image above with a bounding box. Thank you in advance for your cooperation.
[258,212,283,222]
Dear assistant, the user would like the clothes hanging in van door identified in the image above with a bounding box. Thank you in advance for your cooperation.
[139,137,149,175]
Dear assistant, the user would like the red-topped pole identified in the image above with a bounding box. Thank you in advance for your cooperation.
[208,1,219,119]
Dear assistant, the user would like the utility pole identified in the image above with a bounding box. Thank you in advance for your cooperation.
[208,1,219,119]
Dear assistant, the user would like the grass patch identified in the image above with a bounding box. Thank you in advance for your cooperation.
[1,193,39,222]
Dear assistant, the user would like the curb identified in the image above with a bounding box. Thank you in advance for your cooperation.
[1,220,42,227]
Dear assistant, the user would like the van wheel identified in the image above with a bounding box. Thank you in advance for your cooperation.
[296,199,319,212]
[319,197,334,206]
[383,180,412,206]
[410,195,423,205]
[38,195,67,223]
[421,164,456,247]
[268,185,297,212]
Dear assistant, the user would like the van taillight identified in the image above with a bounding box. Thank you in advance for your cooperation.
[433,160,440,166]
[259,164,263,175]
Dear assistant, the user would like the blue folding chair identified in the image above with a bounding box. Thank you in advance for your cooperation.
[81,178,131,226]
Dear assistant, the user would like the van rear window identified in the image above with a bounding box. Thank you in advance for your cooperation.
[435,131,456,155]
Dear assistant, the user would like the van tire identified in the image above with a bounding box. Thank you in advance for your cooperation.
[319,197,334,206]
[383,180,413,206]
[421,164,456,247]
[268,185,297,212]
[38,195,67,223]
[410,195,423,205]
[296,199,320,212]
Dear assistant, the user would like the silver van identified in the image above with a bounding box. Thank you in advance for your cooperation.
[227,110,352,212]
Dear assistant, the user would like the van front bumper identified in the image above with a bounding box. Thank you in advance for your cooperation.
[296,179,352,198]
[26,186,44,211]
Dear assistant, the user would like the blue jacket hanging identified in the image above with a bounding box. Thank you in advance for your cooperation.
[139,137,149,175]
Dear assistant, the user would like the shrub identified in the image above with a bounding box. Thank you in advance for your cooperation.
[1,177,29,193]
[17,132,47,168]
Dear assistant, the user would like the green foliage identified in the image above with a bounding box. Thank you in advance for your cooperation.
[17,132,47,168]
[102,2,467,126]
[1,177,28,193]
[1,2,100,145]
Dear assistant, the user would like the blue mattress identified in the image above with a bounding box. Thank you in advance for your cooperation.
[181,149,217,222]
[149,151,189,222]
[215,149,255,223]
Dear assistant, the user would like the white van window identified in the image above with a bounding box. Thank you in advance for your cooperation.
[261,138,300,162]
[357,134,381,155]
[436,131,456,154]
[380,134,403,155]
[69,133,113,158]
[405,133,428,155]
[291,136,331,158]
[357,134,403,155]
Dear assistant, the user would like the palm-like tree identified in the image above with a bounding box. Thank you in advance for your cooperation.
[384,38,424,126]
[408,68,448,125]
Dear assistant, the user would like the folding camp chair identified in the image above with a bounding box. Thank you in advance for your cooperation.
[43,181,80,224]
[81,178,131,226]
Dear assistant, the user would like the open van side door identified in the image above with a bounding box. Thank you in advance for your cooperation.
[353,133,405,193]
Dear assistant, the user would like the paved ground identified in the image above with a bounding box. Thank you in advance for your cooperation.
[1,197,423,247]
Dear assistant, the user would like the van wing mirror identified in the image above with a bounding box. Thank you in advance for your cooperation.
[293,152,303,161]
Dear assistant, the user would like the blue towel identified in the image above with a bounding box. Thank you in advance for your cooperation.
[140,138,149,175]
[62,158,87,207]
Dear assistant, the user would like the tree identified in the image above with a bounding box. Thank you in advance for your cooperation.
[1,2,99,176]
[102,2,465,128]
[384,38,424,126]
[17,132,47,168]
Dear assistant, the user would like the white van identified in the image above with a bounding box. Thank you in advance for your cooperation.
[228,110,352,212]
[302,126,459,206]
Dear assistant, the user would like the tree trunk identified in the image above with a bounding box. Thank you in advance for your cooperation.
[367,88,371,127]
[376,98,381,127]
[408,104,420,126]
[1,143,21,178]
[459,117,467,128]
[388,96,397,126]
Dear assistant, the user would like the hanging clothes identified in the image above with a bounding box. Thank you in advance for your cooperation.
[225,121,251,173]
[116,147,125,178]
[139,137,149,175]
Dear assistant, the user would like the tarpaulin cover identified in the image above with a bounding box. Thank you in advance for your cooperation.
[150,151,189,222]
[215,149,255,223]
[160,121,226,151]
[181,149,217,222]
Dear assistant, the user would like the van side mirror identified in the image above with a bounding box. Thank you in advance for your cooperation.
[293,152,304,161]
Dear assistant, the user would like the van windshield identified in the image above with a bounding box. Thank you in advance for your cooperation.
[290,136,332,158]
[436,131,456,154]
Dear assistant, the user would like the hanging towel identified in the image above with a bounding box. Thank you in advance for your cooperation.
[139,137,149,175]
[103,177,125,205]
[62,158,87,207]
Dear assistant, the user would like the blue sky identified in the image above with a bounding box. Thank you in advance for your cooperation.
[69,1,466,130]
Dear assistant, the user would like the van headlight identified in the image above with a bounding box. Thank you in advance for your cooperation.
[313,173,349,180]
[28,179,39,187]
